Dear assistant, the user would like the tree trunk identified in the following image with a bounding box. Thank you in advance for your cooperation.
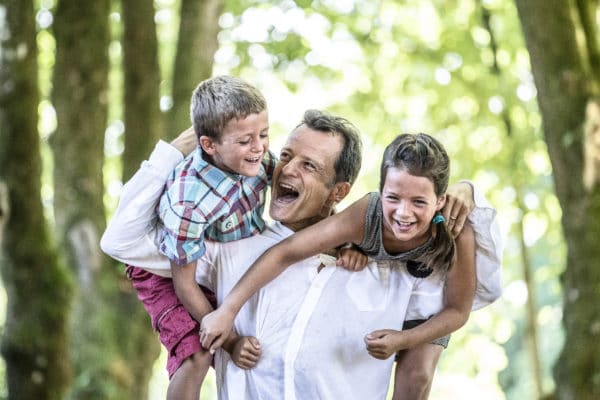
[0,0,73,398]
[167,0,223,139]
[122,0,164,180]
[51,1,136,398]
[515,1,600,398]
[119,0,163,396]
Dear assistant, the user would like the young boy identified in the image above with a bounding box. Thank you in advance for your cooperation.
[105,75,275,399]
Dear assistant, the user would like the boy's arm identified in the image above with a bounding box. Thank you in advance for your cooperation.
[100,128,197,268]
[170,260,214,322]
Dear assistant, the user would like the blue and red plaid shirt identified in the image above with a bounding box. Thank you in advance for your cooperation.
[157,146,276,265]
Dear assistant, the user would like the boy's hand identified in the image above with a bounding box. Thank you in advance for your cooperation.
[200,307,236,353]
[229,336,261,370]
[364,329,405,360]
[170,127,197,157]
[444,182,475,237]
[336,245,369,271]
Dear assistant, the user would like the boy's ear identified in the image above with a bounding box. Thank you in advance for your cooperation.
[199,136,217,156]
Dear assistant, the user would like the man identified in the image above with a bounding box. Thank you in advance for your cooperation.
[102,109,501,399]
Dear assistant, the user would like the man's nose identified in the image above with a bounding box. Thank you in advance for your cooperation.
[281,159,300,176]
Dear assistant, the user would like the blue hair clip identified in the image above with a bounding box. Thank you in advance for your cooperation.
[432,214,445,224]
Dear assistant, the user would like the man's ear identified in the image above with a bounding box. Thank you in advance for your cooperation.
[436,193,447,212]
[328,182,351,205]
[199,136,217,156]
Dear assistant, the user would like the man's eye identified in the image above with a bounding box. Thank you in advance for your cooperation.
[239,140,250,145]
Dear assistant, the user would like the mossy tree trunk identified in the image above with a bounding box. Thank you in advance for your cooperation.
[51,1,137,398]
[118,0,164,396]
[0,0,73,398]
[121,0,164,180]
[515,1,600,398]
[166,0,223,140]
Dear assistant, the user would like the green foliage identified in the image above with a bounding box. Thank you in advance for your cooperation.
[13,0,570,397]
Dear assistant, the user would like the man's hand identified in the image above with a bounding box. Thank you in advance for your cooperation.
[336,245,369,271]
[364,329,406,360]
[200,307,236,354]
[443,182,475,237]
[229,336,262,370]
[170,127,197,157]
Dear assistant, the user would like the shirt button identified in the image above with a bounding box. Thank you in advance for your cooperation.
[226,221,233,229]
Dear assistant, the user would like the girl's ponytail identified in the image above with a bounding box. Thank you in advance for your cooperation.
[426,213,456,275]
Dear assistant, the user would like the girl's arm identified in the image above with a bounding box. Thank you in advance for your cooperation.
[199,195,371,352]
[365,223,476,356]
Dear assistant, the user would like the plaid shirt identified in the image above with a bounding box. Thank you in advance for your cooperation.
[157,147,276,265]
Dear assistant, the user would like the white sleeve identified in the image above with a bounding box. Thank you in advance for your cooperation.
[100,140,183,271]
[463,181,504,310]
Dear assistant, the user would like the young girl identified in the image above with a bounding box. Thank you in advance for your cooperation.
[201,133,480,396]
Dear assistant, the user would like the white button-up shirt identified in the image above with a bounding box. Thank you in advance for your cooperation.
[100,140,503,400]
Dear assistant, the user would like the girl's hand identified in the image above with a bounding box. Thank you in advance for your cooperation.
[229,336,262,369]
[444,182,475,237]
[336,245,369,271]
[364,329,405,360]
[200,307,236,353]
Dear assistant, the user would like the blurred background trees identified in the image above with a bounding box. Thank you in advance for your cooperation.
[1,0,598,399]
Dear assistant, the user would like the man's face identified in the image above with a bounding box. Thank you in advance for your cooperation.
[269,125,344,231]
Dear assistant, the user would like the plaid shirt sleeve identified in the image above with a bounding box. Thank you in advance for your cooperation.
[159,198,211,265]
[157,169,224,265]
[262,149,278,186]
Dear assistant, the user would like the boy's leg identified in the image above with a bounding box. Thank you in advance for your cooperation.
[392,344,443,400]
[126,266,212,397]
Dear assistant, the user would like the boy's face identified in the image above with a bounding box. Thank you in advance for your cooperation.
[201,110,269,176]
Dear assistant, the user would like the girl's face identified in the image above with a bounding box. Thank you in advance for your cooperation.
[381,167,446,252]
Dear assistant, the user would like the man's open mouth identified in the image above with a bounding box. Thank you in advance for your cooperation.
[276,182,299,203]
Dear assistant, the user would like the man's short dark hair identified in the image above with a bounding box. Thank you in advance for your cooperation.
[298,109,362,185]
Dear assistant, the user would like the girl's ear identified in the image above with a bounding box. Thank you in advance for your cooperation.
[435,194,447,211]
[199,136,216,156]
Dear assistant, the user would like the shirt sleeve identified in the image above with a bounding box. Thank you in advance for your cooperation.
[100,140,183,270]
[159,194,209,265]
[262,149,278,186]
[462,180,504,310]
